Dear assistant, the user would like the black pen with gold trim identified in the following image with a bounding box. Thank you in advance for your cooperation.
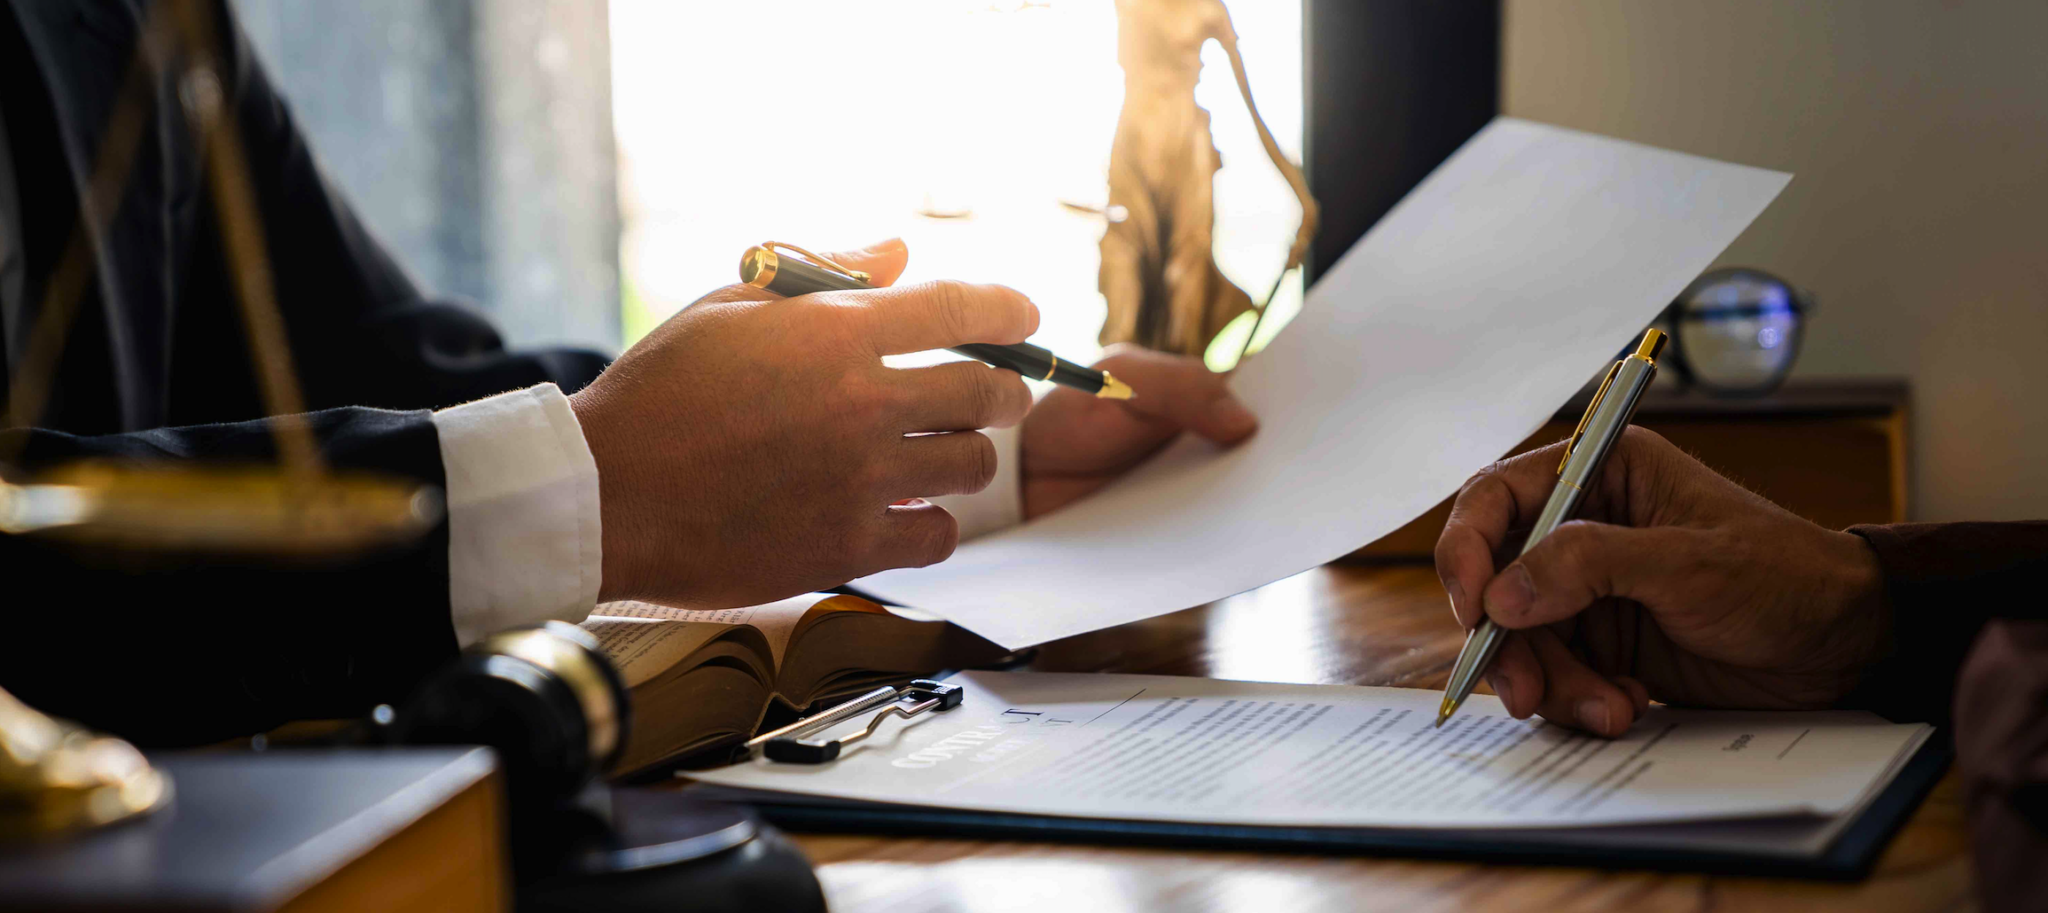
[740,242,1135,400]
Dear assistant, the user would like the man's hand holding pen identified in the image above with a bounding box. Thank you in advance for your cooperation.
[1434,426,1892,737]
[571,238,1256,611]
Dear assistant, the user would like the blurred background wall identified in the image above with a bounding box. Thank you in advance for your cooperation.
[236,0,620,353]
[1503,0,2048,522]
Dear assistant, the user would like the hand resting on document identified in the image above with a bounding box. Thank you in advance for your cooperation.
[1019,343,1259,518]
[1434,427,1892,737]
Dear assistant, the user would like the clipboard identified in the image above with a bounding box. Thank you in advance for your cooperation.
[698,731,1951,881]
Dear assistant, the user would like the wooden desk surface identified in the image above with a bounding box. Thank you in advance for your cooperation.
[789,564,1975,913]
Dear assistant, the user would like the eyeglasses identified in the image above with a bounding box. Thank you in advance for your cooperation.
[1658,267,1814,397]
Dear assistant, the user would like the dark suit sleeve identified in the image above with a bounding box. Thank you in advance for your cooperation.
[1841,521,2048,725]
[212,0,609,411]
[0,1,611,746]
[0,409,462,747]
[0,3,612,747]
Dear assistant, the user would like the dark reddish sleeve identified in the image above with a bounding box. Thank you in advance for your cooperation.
[1841,524,2048,907]
[1953,620,2048,911]
[1840,522,2048,725]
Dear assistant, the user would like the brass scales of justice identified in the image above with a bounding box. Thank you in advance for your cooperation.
[0,0,438,842]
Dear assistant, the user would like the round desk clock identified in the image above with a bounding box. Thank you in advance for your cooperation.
[1663,266,1815,396]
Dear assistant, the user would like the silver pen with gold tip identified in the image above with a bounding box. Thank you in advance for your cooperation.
[1436,328,1669,727]
[740,242,1135,400]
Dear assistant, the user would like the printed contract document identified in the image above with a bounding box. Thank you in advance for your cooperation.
[691,672,1931,839]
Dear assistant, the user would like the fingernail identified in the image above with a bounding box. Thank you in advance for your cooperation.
[1487,673,1514,714]
[1210,396,1257,434]
[1577,698,1611,734]
[874,236,906,251]
[892,498,930,508]
[1619,677,1650,712]
[1486,564,1535,620]
[1443,578,1467,625]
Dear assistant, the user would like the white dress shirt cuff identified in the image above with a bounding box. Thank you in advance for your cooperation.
[433,383,602,646]
[930,423,1023,542]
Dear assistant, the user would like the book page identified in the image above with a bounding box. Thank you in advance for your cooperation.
[579,616,734,688]
[854,119,1793,649]
[687,672,1928,830]
[591,594,837,672]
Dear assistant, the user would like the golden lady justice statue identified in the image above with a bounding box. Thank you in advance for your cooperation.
[1095,0,1318,358]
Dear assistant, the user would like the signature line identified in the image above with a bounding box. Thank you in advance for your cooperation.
[1776,728,1812,760]
[1084,688,1147,727]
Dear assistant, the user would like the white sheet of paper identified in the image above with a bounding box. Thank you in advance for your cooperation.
[856,119,1791,649]
[687,672,1929,830]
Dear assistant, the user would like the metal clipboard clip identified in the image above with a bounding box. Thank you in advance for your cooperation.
[742,679,964,764]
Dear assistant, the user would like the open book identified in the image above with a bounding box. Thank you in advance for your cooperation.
[581,594,1004,775]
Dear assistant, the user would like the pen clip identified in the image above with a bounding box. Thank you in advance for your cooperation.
[761,241,872,284]
[1559,361,1622,475]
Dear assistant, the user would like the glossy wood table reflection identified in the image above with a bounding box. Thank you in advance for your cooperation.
[789,564,1976,913]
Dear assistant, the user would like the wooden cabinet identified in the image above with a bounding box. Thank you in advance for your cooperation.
[1356,380,1909,559]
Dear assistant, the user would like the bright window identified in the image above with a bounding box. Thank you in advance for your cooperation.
[609,0,1304,369]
